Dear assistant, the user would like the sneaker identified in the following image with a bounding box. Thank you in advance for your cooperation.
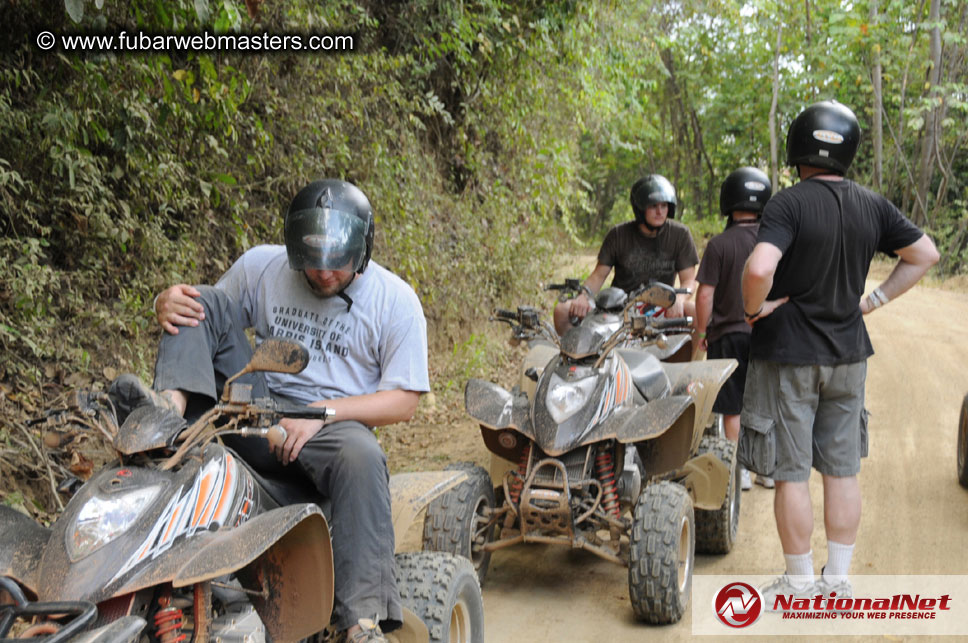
[345,619,386,643]
[740,468,753,491]
[817,567,853,600]
[755,474,775,489]
[108,374,179,424]
[759,574,817,612]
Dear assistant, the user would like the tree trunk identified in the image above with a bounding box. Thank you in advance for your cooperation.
[769,24,784,189]
[915,0,942,226]
[804,0,812,47]
[870,0,884,191]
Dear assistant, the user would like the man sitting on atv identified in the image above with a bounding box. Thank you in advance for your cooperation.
[112,179,429,643]
[553,174,699,336]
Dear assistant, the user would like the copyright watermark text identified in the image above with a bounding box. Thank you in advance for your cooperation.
[34,30,355,53]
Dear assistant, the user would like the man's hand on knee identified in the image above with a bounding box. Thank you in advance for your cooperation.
[155,284,206,334]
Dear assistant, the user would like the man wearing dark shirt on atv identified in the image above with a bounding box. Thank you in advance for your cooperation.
[554,174,699,336]
[741,101,939,607]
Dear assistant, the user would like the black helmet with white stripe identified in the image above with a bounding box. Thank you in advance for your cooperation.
[786,100,860,175]
[720,167,772,217]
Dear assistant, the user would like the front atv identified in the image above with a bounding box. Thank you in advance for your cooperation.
[422,285,741,624]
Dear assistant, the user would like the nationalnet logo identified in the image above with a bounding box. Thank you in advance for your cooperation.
[773,591,951,620]
[693,575,968,636]
[713,582,763,628]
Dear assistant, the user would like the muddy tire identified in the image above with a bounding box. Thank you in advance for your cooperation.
[958,394,968,489]
[422,463,495,584]
[395,551,484,643]
[703,412,725,439]
[694,435,740,554]
[628,481,694,624]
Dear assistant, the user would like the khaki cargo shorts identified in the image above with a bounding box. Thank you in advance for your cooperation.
[738,359,869,482]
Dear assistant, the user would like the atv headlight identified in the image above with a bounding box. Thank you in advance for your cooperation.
[547,375,599,424]
[67,486,161,561]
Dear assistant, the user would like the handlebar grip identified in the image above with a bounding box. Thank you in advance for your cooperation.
[493,308,518,319]
[285,407,335,420]
[652,317,693,329]
[267,425,287,449]
[545,283,566,291]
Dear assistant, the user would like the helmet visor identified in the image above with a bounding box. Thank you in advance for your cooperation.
[285,207,368,272]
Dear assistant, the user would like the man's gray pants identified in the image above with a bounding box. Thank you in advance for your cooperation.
[153,285,401,632]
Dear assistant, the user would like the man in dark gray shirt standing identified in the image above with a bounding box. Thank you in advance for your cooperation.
[741,101,939,606]
[695,167,774,491]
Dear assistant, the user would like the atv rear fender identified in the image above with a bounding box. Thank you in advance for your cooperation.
[388,471,468,548]
[661,358,737,451]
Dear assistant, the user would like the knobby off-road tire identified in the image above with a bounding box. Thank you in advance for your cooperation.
[694,435,740,554]
[422,463,495,584]
[628,481,695,625]
[958,394,968,489]
[703,412,726,439]
[395,552,484,643]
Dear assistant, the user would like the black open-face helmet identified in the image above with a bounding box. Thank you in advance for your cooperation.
[786,100,860,175]
[284,179,374,274]
[720,167,772,216]
[630,174,677,224]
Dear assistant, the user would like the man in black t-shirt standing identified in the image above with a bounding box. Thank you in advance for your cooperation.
[695,167,775,491]
[741,101,939,606]
[554,174,699,335]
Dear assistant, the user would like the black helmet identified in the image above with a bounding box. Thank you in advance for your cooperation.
[630,174,677,224]
[786,100,860,175]
[284,179,374,274]
[720,167,772,216]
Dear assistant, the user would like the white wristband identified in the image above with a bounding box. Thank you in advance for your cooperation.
[868,287,888,309]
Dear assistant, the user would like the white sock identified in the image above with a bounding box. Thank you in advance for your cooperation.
[824,541,854,582]
[784,551,815,589]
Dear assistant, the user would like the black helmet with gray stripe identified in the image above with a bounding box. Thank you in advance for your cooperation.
[284,179,374,274]
[630,174,677,224]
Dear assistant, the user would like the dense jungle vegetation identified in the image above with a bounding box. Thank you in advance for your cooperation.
[1,0,966,510]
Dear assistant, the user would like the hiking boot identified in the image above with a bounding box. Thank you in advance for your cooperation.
[759,574,817,611]
[344,619,386,643]
[108,374,179,424]
[755,474,775,489]
[740,468,753,491]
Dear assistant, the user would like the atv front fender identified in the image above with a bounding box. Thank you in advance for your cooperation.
[464,379,533,439]
[589,395,698,477]
[388,471,468,548]
[0,505,51,598]
[680,451,730,510]
[176,504,334,643]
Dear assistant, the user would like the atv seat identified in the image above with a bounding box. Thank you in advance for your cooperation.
[616,348,671,402]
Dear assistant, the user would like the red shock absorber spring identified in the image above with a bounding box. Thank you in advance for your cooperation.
[596,451,620,518]
[154,606,187,643]
[508,444,531,505]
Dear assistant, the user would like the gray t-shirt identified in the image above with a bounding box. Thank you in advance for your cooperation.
[215,245,430,404]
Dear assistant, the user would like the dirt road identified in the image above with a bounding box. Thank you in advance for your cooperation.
[401,277,968,641]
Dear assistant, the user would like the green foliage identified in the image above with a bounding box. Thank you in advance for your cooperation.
[1,0,965,394]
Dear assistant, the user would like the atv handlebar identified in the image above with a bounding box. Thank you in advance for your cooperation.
[650,316,693,330]
[0,577,97,643]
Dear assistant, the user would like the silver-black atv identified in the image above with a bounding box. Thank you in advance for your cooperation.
[422,283,740,624]
[1,339,483,643]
